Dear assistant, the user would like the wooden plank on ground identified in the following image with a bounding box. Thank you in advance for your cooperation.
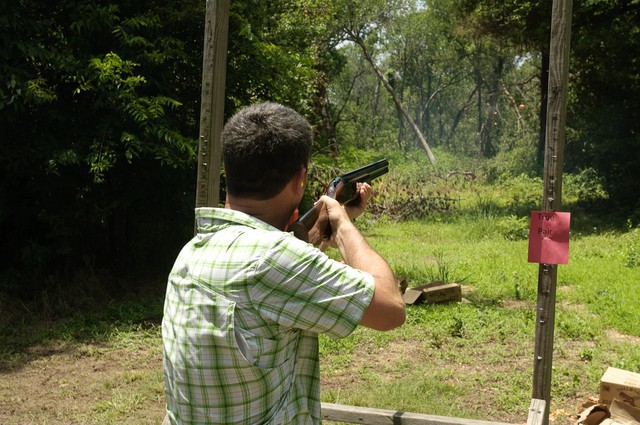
[402,281,462,305]
[321,403,514,425]
[423,283,462,304]
[526,399,547,425]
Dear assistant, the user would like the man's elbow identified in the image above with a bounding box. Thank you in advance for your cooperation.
[387,304,406,330]
[359,291,407,331]
[375,303,406,331]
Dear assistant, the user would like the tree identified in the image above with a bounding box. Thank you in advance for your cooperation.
[0,0,341,295]
[455,0,640,211]
[334,0,437,165]
[0,0,203,290]
[327,0,537,162]
[454,0,551,166]
[567,0,640,212]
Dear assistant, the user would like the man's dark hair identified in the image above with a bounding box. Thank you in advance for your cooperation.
[222,102,312,199]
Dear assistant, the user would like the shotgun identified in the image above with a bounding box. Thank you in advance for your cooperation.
[290,158,389,242]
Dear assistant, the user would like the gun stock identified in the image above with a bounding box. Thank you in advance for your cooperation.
[290,159,389,242]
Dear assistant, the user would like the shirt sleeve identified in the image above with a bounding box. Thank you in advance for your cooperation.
[249,234,375,339]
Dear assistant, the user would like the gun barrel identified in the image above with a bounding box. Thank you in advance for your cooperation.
[338,158,389,181]
[363,165,389,181]
[332,159,388,203]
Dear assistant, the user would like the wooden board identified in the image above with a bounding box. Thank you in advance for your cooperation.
[526,399,546,425]
[322,402,514,425]
[403,281,461,305]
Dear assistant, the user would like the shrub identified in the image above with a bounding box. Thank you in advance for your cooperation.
[623,224,640,267]
[563,168,609,204]
[496,215,530,241]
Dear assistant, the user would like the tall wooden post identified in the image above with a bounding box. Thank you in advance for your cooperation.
[195,0,230,217]
[531,0,573,424]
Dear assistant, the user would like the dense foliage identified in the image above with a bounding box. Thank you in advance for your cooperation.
[567,0,640,209]
[1,0,638,298]
[1,0,203,295]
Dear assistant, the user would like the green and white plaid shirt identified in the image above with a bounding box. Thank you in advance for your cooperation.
[162,208,375,425]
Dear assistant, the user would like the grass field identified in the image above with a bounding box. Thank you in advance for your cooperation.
[320,215,640,424]
[1,172,639,424]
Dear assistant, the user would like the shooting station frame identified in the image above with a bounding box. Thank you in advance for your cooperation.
[193,0,573,423]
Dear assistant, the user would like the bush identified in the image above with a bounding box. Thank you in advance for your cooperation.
[496,215,530,241]
[564,168,609,204]
[623,224,640,268]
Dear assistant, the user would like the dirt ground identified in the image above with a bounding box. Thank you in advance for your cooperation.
[4,337,515,425]
[2,326,636,424]
[0,339,166,425]
[0,336,554,425]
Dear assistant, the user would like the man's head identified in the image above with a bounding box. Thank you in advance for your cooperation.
[222,102,312,200]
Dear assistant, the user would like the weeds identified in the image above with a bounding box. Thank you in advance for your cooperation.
[497,215,530,241]
[94,392,145,415]
[623,225,640,267]
[449,315,466,338]
[470,193,502,219]
[3,166,640,425]
[426,250,469,284]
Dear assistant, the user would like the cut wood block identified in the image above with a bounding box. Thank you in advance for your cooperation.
[402,288,424,304]
[402,281,461,305]
[423,283,462,304]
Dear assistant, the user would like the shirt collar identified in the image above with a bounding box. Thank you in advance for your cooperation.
[195,207,277,233]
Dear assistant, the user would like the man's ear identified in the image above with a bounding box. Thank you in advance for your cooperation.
[292,167,307,196]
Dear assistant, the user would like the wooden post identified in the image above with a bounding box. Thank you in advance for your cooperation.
[195,0,230,218]
[531,0,573,424]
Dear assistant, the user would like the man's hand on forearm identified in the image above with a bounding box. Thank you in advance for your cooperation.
[343,182,372,220]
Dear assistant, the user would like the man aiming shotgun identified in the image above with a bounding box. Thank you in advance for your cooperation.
[290,158,389,244]
[162,102,404,425]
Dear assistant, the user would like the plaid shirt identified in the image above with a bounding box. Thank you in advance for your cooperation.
[162,208,375,424]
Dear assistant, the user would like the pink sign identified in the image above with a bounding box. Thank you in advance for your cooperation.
[528,211,571,264]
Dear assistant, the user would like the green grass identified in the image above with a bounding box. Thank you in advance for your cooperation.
[319,211,640,424]
[1,171,639,424]
[363,213,640,338]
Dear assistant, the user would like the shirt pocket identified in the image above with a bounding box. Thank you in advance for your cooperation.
[233,325,299,370]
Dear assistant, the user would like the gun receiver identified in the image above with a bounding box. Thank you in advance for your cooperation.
[290,158,389,242]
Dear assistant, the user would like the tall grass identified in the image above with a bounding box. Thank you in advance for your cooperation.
[319,161,640,424]
[1,155,639,424]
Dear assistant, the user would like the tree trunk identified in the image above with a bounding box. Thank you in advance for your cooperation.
[315,79,339,157]
[352,35,436,166]
[476,67,484,156]
[370,78,381,149]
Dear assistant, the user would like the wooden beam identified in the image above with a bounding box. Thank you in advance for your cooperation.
[321,403,514,425]
[402,281,462,305]
[195,0,230,215]
[531,0,573,424]
[526,399,547,425]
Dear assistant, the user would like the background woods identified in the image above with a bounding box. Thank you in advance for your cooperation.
[1,0,639,299]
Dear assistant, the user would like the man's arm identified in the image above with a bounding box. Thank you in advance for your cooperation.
[321,195,405,331]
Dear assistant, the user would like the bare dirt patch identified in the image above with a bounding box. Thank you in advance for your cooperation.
[0,321,633,425]
[606,329,640,345]
[0,339,165,425]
